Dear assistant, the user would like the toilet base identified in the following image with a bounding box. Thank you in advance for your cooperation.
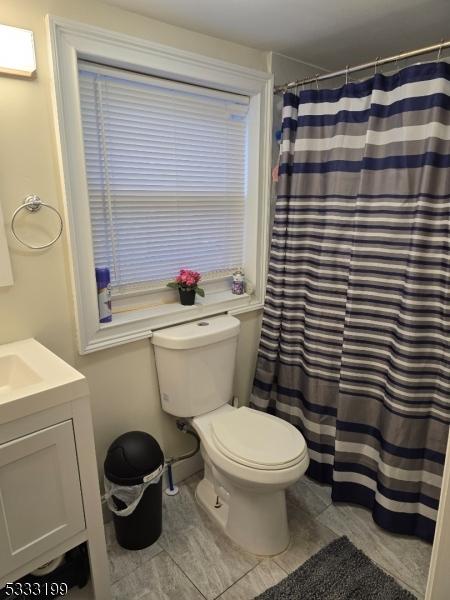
[196,477,229,530]
[195,470,290,556]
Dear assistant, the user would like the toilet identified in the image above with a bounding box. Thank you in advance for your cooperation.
[152,315,309,556]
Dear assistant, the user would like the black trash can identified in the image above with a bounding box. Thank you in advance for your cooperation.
[104,431,164,550]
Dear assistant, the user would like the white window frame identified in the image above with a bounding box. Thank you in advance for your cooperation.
[46,15,273,354]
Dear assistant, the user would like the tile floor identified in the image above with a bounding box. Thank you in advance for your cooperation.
[71,470,433,600]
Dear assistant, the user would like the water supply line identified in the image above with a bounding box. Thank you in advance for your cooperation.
[164,420,200,496]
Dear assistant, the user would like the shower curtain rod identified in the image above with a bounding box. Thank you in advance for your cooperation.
[273,39,450,94]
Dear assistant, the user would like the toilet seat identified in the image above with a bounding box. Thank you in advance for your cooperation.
[210,407,307,471]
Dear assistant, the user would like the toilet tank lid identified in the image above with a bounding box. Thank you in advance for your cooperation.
[152,315,240,350]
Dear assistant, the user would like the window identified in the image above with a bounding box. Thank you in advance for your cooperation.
[78,63,249,296]
[48,16,271,353]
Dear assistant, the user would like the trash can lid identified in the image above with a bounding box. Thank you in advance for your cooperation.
[104,431,164,485]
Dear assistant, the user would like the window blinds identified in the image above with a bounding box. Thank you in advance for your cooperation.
[78,62,249,294]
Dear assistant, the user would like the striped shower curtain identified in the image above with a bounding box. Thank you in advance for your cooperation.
[251,61,450,542]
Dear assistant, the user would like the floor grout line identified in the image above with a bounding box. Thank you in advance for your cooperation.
[314,501,333,518]
[273,549,290,573]
[107,538,165,586]
[210,560,263,600]
[159,480,214,599]
[157,516,258,600]
[369,558,423,598]
[156,548,209,600]
[163,480,264,600]
[108,545,165,587]
[158,523,260,600]
[273,560,290,577]
[272,518,338,575]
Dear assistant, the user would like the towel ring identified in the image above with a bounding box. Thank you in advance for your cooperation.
[11,195,63,250]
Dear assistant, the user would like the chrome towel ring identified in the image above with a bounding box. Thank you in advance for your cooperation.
[11,195,63,250]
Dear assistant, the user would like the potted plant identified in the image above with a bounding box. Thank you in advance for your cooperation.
[167,269,205,305]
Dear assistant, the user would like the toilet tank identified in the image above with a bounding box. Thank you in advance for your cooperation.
[152,315,240,417]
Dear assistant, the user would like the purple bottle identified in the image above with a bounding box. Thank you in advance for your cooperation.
[95,267,112,323]
[232,269,245,295]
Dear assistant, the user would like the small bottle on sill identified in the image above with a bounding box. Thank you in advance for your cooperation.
[232,269,245,295]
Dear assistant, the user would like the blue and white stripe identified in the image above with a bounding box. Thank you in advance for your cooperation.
[251,60,450,542]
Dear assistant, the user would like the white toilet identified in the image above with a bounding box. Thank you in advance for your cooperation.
[152,315,309,556]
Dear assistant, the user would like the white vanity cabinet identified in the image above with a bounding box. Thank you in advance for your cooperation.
[0,339,110,599]
[0,421,85,574]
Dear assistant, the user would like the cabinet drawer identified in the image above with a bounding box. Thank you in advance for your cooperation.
[0,420,85,577]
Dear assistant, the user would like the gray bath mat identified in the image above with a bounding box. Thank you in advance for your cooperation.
[255,536,416,600]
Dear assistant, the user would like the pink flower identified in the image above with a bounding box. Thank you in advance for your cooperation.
[167,268,204,297]
[175,268,201,288]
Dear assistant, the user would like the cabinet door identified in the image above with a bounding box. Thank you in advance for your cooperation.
[0,420,85,576]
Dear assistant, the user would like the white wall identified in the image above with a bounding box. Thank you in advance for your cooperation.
[0,0,266,479]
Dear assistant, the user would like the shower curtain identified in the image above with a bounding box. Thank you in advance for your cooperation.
[251,61,450,542]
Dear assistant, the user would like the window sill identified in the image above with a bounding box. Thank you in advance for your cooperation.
[81,290,263,354]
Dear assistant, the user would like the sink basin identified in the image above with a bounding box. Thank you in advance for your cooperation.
[0,339,87,425]
[0,354,42,395]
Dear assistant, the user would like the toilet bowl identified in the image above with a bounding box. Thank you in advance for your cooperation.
[152,315,309,556]
[192,404,309,555]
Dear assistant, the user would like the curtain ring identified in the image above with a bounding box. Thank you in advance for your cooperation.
[315,74,319,90]
[345,65,349,85]
[436,39,444,62]
[395,52,403,72]
[374,57,380,75]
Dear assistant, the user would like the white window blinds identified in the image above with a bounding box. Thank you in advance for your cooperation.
[78,62,249,294]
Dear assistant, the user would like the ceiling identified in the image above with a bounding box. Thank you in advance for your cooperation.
[105,0,449,70]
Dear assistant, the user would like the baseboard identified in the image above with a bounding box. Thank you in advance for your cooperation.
[101,452,204,522]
